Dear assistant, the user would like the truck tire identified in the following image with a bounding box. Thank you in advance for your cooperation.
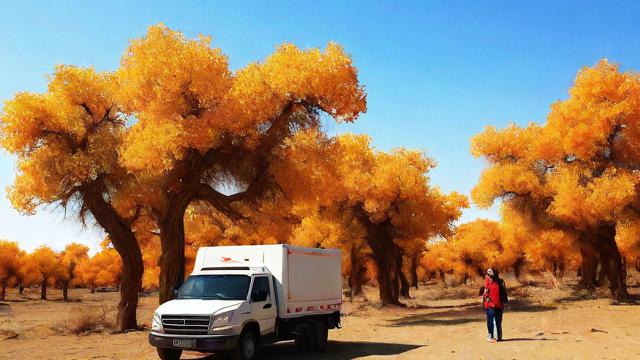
[232,330,258,360]
[156,348,182,360]
[294,325,315,353]
[312,321,328,352]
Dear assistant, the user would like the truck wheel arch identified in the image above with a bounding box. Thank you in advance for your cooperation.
[241,321,261,340]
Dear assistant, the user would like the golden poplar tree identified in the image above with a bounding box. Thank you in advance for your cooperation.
[58,243,89,301]
[22,246,64,300]
[472,60,640,301]
[113,24,367,302]
[0,65,144,328]
[274,129,466,305]
[0,240,24,300]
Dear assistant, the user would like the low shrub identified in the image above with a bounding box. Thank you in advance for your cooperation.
[52,306,114,335]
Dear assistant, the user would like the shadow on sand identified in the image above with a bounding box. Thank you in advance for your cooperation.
[413,301,478,310]
[188,340,423,360]
[386,299,556,328]
[506,299,558,312]
[499,337,557,342]
[553,284,640,305]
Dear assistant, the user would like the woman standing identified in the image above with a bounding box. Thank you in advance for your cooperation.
[483,268,504,342]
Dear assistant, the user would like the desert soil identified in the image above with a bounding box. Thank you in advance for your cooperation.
[1,278,640,360]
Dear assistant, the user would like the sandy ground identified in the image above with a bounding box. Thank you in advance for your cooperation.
[1,279,640,360]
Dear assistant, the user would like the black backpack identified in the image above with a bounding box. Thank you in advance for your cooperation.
[498,279,509,303]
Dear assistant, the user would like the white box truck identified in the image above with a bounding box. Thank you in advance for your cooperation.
[149,244,342,360]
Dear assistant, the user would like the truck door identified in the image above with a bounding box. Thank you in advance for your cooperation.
[250,275,276,335]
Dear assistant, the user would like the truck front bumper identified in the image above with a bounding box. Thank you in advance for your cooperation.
[149,332,239,352]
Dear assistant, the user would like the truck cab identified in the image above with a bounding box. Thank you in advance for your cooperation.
[149,245,341,360]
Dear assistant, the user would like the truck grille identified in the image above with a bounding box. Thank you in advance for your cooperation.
[161,315,210,335]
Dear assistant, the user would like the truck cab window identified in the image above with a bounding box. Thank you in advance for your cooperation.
[250,276,270,302]
[177,275,250,300]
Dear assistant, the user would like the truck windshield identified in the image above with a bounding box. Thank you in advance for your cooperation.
[177,275,250,300]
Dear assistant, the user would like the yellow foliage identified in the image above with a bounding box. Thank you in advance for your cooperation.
[0,65,121,214]
[58,243,89,284]
[447,219,503,276]
[22,246,64,286]
[0,240,24,290]
[75,248,122,289]
[117,24,366,175]
[472,59,640,272]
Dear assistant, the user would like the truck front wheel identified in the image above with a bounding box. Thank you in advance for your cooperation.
[156,348,182,360]
[232,330,258,360]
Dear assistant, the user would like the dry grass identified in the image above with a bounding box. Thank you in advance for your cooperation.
[425,285,479,300]
[52,306,114,335]
[509,285,532,299]
[0,328,19,340]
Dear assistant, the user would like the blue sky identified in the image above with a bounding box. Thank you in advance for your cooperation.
[1,1,639,253]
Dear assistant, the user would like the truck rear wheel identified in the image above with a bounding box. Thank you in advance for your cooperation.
[232,330,258,360]
[294,325,315,352]
[312,321,328,352]
[156,348,182,360]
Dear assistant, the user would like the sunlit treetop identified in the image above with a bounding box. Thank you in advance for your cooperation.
[472,59,640,229]
[545,60,640,162]
[0,240,24,287]
[22,245,64,283]
[616,218,640,260]
[471,123,545,163]
[525,228,579,271]
[274,129,466,240]
[75,247,122,288]
[58,242,90,282]
[117,24,367,175]
[447,219,503,275]
[0,65,123,214]
[420,240,454,273]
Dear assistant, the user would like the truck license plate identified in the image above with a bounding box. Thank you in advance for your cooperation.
[172,338,196,348]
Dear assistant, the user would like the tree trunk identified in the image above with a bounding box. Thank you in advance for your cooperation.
[1,283,6,301]
[62,282,69,302]
[361,215,402,306]
[578,240,598,289]
[513,256,525,282]
[159,193,193,304]
[18,284,24,294]
[439,270,446,288]
[348,246,365,298]
[596,260,608,287]
[90,285,96,294]
[635,258,640,272]
[399,269,410,298]
[410,255,419,289]
[81,182,144,331]
[41,279,47,300]
[594,223,629,302]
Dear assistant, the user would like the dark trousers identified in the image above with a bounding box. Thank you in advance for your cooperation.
[485,307,503,339]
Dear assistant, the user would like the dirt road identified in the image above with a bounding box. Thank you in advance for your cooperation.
[1,283,639,360]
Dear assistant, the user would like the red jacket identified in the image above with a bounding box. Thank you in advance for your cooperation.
[483,279,503,309]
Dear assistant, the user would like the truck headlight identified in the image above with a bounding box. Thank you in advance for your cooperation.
[210,311,233,330]
[152,312,162,331]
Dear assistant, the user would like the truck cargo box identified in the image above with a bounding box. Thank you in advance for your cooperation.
[192,244,342,318]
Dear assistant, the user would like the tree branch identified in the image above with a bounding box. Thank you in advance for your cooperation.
[194,184,245,221]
